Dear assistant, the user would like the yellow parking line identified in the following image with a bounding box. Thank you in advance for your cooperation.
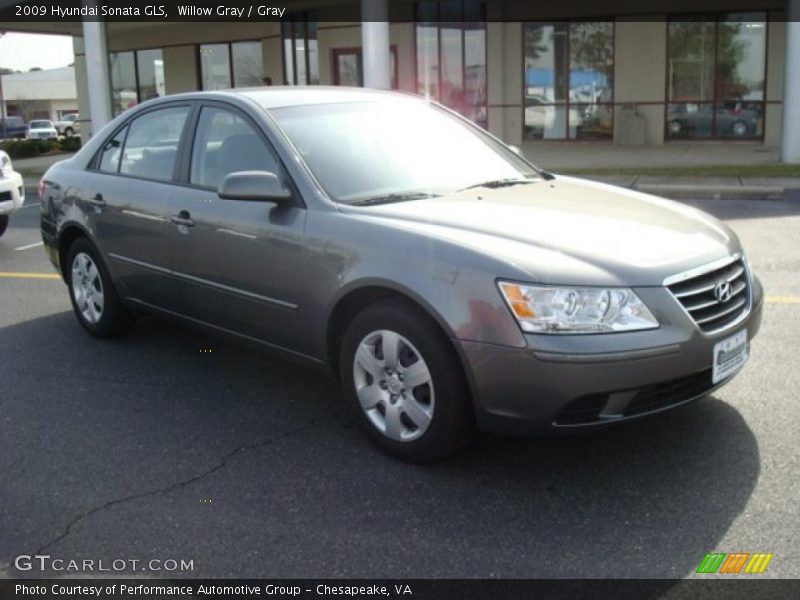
[766,296,800,304]
[0,272,60,280]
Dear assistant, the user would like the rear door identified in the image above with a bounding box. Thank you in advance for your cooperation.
[166,103,308,353]
[82,104,192,311]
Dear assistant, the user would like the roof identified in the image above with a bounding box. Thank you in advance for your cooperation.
[234,86,422,109]
[1,66,76,101]
[2,66,74,82]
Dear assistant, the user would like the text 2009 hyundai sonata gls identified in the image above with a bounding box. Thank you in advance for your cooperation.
[39,88,763,462]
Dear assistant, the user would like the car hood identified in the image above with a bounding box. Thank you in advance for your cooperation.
[342,176,740,286]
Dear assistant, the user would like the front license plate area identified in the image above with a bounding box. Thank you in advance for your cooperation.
[712,329,748,384]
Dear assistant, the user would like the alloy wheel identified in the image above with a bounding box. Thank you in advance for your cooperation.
[352,329,435,442]
[71,252,104,324]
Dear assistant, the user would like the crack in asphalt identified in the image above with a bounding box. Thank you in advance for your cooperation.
[21,422,316,562]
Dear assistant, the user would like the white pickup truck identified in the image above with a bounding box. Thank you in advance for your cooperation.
[54,113,81,137]
[0,150,24,237]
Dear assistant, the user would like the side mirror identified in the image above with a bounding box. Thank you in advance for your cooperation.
[218,171,293,204]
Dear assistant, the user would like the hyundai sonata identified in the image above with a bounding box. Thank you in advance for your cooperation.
[39,88,763,462]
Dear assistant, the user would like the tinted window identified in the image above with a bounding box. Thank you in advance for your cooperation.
[98,126,128,173]
[190,107,282,190]
[120,106,190,182]
[30,121,52,128]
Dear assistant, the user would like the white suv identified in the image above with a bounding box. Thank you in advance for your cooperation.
[0,150,24,237]
[55,113,81,137]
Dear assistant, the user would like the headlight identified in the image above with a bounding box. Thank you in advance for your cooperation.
[498,281,659,334]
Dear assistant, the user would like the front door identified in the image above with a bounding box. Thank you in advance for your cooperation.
[167,104,308,354]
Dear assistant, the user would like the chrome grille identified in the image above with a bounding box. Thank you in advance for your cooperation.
[666,256,750,333]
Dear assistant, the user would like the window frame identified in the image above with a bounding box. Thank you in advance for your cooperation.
[95,124,130,175]
[664,13,768,142]
[198,40,265,91]
[521,19,616,142]
[183,103,286,193]
[331,46,400,88]
[175,100,303,206]
[282,15,319,86]
[412,2,488,129]
[109,48,165,115]
[87,102,194,186]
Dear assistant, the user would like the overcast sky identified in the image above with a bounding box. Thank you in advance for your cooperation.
[0,33,74,71]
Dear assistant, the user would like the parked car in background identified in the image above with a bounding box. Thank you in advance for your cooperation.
[667,103,761,139]
[27,120,58,140]
[0,149,24,236]
[524,95,583,139]
[55,113,81,137]
[0,116,27,140]
[39,88,763,462]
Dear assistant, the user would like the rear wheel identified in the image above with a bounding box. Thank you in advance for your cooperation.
[66,237,135,337]
[339,298,473,463]
[731,120,748,138]
[668,120,683,136]
[0,215,8,237]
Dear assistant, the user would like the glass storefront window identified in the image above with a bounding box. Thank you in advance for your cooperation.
[110,51,137,115]
[332,47,399,88]
[523,22,614,140]
[200,43,231,90]
[282,16,319,85]
[232,41,264,87]
[414,1,487,128]
[667,13,766,140]
[136,49,164,101]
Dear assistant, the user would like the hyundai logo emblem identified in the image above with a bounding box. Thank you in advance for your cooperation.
[714,280,733,303]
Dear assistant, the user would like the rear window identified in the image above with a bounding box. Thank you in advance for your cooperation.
[29,121,51,128]
[119,106,190,182]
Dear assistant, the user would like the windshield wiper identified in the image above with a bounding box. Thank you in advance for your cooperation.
[458,177,537,191]
[351,192,441,206]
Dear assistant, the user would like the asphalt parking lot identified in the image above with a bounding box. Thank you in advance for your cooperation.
[1,192,798,579]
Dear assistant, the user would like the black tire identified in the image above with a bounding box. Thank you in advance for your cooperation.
[339,298,473,463]
[65,237,135,337]
[64,127,74,138]
[0,214,8,237]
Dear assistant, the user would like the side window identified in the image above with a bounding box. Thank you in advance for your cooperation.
[189,106,284,191]
[97,126,128,173]
[120,106,190,182]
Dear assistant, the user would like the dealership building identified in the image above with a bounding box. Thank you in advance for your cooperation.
[5,0,800,161]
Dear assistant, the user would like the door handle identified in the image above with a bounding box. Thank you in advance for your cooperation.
[169,211,195,228]
[87,193,106,207]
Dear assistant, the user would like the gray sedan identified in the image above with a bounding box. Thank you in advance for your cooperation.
[39,88,763,462]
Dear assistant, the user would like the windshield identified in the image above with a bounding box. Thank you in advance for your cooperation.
[270,100,538,204]
[30,121,52,129]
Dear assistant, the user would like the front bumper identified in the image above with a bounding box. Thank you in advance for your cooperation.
[459,278,764,435]
[0,170,25,215]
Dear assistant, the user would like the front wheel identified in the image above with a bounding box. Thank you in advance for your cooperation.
[64,127,74,137]
[0,214,8,237]
[339,299,473,463]
[66,237,135,337]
